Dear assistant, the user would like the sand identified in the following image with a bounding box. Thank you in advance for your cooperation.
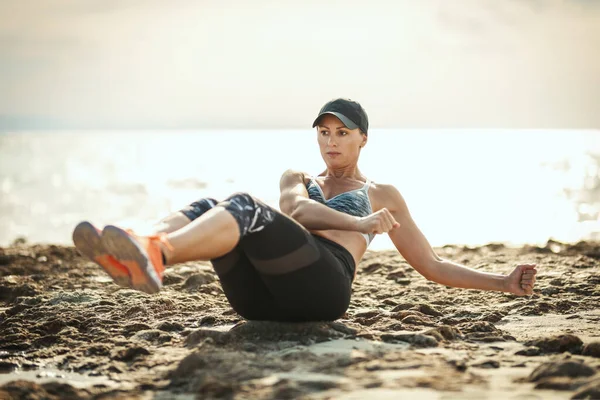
[1,239,599,399]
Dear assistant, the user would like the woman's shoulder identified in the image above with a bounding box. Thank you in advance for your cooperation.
[367,180,399,195]
[367,181,404,210]
[280,169,312,185]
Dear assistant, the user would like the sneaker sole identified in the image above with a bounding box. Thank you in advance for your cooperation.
[101,225,162,294]
[72,221,131,287]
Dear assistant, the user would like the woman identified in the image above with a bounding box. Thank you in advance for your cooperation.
[73,98,538,322]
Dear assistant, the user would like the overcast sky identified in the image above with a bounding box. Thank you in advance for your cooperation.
[1,0,599,130]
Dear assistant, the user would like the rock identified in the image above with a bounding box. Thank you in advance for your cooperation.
[541,287,560,296]
[582,342,600,358]
[572,378,600,399]
[471,359,500,369]
[132,329,172,344]
[170,351,207,380]
[448,359,468,372]
[411,303,443,317]
[228,321,349,342]
[529,360,596,382]
[362,262,383,274]
[123,307,149,318]
[122,323,152,335]
[534,377,572,390]
[85,345,111,356]
[424,325,462,341]
[525,334,584,354]
[401,315,436,326]
[380,333,438,347]
[48,291,97,305]
[183,272,216,290]
[354,310,380,319]
[534,376,596,391]
[478,310,508,323]
[0,361,19,372]
[459,320,499,333]
[33,335,60,347]
[0,284,39,303]
[386,268,407,281]
[242,343,259,352]
[185,328,233,346]
[156,321,185,332]
[0,380,87,400]
[516,346,541,357]
[390,303,415,312]
[162,272,185,285]
[112,346,151,362]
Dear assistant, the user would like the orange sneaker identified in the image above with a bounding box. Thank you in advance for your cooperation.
[100,225,173,294]
[72,221,131,287]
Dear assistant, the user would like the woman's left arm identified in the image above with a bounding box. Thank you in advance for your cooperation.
[380,184,537,296]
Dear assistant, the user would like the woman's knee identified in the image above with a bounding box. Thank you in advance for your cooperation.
[222,192,258,204]
[219,192,276,236]
[180,197,219,221]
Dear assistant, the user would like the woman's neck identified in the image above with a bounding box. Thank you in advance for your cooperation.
[321,165,362,180]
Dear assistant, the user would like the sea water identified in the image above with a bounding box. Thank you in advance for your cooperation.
[0,129,598,250]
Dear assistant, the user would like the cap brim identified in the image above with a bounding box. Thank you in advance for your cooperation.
[312,112,359,130]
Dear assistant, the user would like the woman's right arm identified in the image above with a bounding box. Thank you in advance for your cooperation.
[279,169,360,231]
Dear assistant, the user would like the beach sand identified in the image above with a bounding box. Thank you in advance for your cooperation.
[1,240,599,399]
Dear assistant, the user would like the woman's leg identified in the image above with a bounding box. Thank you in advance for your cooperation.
[152,198,218,234]
[101,192,351,320]
[160,196,286,320]
[161,192,278,264]
[151,197,244,264]
[235,202,353,321]
[211,247,285,321]
[207,193,353,321]
[160,192,352,321]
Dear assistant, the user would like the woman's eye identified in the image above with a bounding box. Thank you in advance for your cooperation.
[321,131,329,135]
[339,131,347,136]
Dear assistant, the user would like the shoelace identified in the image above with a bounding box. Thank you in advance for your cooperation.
[125,229,175,252]
[147,233,175,252]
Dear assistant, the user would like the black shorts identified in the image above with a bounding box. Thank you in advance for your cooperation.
[181,194,355,322]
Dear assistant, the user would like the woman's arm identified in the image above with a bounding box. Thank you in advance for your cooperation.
[279,169,359,231]
[381,184,537,295]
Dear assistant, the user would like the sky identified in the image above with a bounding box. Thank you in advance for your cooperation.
[1,0,599,130]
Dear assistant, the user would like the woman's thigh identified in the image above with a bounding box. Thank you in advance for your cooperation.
[214,193,353,321]
[236,207,352,321]
[211,247,285,321]
[258,250,352,321]
[212,240,352,322]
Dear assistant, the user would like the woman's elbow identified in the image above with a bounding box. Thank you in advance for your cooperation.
[289,207,305,222]
[285,199,308,220]
[413,259,441,282]
[279,197,298,217]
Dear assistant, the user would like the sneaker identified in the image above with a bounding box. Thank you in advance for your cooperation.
[100,225,173,294]
[72,221,131,287]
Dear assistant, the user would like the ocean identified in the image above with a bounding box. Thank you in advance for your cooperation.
[0,129,598,250]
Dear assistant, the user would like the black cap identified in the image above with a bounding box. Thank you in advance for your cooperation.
[312,98,369,135]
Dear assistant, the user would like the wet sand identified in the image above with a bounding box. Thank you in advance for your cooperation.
[1,240,599,399]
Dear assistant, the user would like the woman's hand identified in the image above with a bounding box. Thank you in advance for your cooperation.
[355,208,400,235]
[504,263,538,295]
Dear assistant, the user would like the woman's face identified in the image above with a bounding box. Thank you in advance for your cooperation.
[316,114,367,168]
